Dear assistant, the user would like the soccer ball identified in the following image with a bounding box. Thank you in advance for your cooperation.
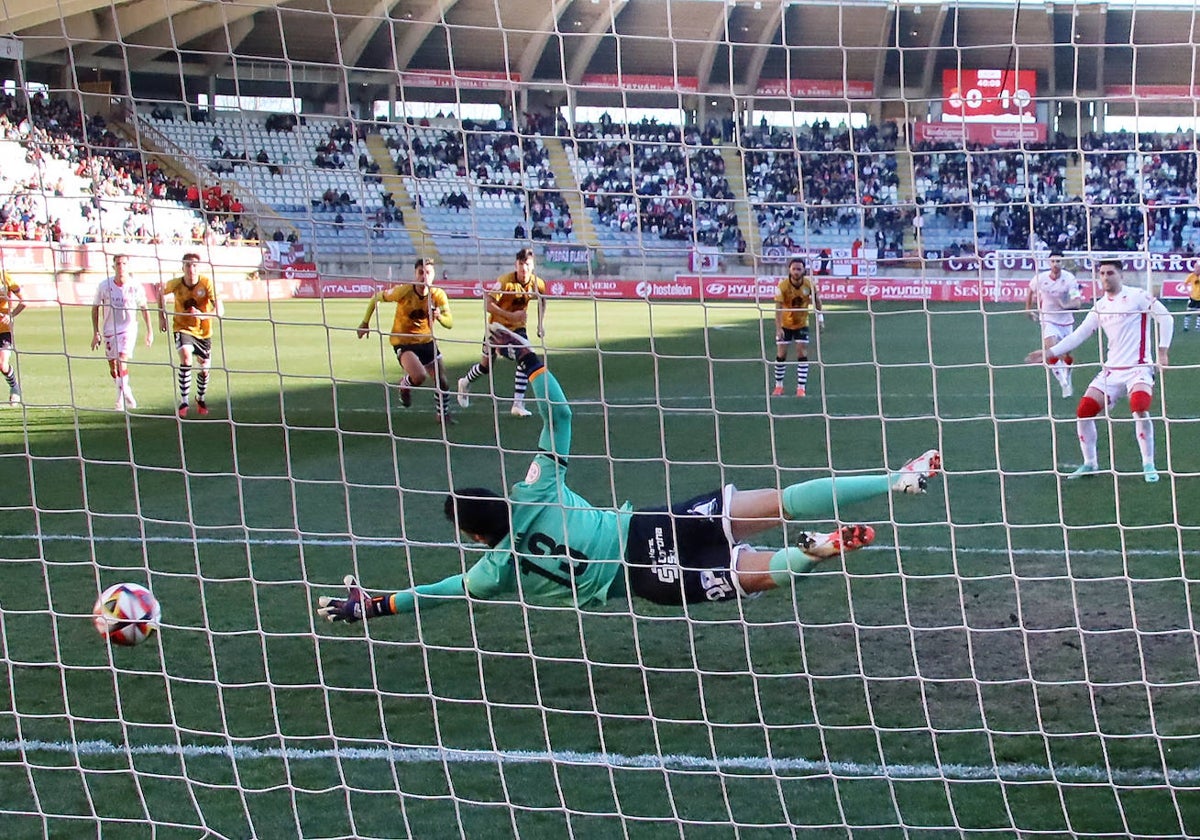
[93,582,161,646]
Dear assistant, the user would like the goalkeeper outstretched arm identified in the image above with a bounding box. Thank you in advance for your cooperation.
[317,574,469,622]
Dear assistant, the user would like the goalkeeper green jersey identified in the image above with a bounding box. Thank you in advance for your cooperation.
[459,366,632,608]
[463,452,633,608]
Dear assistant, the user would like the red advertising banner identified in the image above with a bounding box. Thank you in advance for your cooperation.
[399,70,520,90]
[754,79,874,98]
[580,73,700,93]
[913,121,1047,145]
[942,69,1036,121]
[1105,85,1199,100]
[942,251,1200,274]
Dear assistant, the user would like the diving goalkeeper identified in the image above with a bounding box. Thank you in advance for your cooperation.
[316,325,941,621]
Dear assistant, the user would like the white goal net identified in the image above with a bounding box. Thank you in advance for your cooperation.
[2,3,1198,839]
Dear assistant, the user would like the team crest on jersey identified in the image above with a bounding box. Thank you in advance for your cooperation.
[525,461,541,484]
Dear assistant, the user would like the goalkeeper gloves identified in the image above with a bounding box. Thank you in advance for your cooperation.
[316,575,392,623]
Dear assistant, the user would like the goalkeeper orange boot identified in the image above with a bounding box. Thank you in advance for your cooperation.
[799,525,876,560]
[772,385,784,397]
[197,400,209,416]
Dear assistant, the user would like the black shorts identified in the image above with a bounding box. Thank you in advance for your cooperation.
[624,487,741,605]
[482,327,528,361]
[1188,300,1200,311]
[395,340,438,367]
[777,327,809,343]
[174,332,211,360]
[0,331,12,350]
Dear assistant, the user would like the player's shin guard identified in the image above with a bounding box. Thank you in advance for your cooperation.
[797,361,809,391]
[1,365,16,391]
[513,367,529,401]
[774,360,785,386]
[781,475,891,519]
[196,369,209,402]
[1076,404,1100,467]
[1131,392,1155,464]
[178,364,191,404]
[1133,412,1155,464]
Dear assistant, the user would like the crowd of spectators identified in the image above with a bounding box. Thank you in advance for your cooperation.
[741,121,905,252]
[571,118,742,249]
[384,117,576,240]
[13,95,1200,259]
[0,93,222,245]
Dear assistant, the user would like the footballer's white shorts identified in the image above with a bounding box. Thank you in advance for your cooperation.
[1039,320,1075,344]
[103,329,138,360]
[1086,367,1155,406]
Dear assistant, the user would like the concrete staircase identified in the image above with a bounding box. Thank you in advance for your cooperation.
[894,141,919,253]
[365,133,439,261]
[1065,152,1086,202]
[119,117,298,240]
[540,136,599,248]
[719,145,760,259]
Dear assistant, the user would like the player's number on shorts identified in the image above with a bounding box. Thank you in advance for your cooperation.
[518,532,589,587]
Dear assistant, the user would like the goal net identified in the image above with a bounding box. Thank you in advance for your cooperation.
[2,4,1198,839]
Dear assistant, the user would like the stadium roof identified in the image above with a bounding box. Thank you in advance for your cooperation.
[3,0,1198,105]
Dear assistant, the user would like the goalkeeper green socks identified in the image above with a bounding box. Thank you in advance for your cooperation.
[781,475,890,520]
[768,548,818,586]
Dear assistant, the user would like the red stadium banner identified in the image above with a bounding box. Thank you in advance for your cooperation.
[913,121,1046,145]
[942,251,1200,274]
[398,70,520,90]
[1106,85,1199,100]
[942,69,1036,121]
[580,73,700,92]
[754,79,874,98]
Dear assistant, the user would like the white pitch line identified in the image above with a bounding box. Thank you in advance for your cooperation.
[0,738,1194,786]
[0,532,1179,557]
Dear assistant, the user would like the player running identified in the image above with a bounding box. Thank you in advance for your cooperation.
[358,258,455,423]
[91,254,153,411]
[456,248,546,417]
[158,253,222,418]
[1026,259,1174,483]
[1025,250,1083,398]
[317,324,942,622]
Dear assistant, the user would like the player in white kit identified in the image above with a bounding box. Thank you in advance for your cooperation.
[1025,250,1083,397]
[1026,259,1174,483]
[90,254,154,410]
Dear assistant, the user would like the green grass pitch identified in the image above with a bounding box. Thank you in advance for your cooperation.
[2,297,1199,838]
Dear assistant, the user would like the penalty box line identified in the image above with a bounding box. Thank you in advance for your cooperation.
[2,738,1197,787]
